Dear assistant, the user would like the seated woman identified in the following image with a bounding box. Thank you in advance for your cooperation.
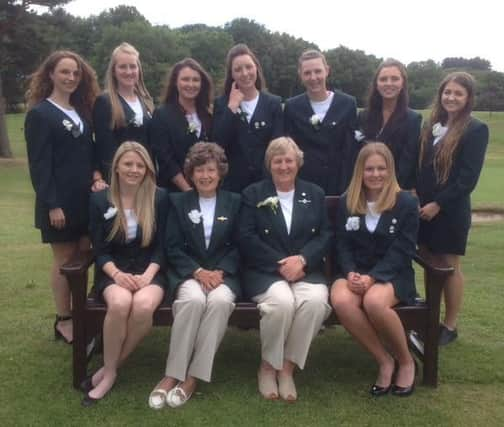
[330,142,419,397]
[238,137,332,402]
[149,142,241,409]
[84,142,167,406]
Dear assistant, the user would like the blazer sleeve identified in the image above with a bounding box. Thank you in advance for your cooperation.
[92,95,115,177]
[368,195,419,283]
[397,111,422,190]
[212,96,237,149]
[88,192,114,269]
[271,96,284,139]
[25,108,61,209]
[238,188,285,273]
[333,199,357,276]
[434,122,489,209]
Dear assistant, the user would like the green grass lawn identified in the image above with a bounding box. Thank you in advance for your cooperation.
[1,114,503,425]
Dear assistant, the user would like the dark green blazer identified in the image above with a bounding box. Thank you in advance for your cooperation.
[149,103,210,192]
[284,91,357,195]
[213,92,284,193]
[164,189,242,297]
[25,100,94,230]
[238,178,332,298]
[93,93,152,181]
[333,191,419,304]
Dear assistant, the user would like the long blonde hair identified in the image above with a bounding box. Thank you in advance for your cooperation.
[108,141,157,247]
[104,42,154,129]
[346,142,400,214]
[419,72,475,184]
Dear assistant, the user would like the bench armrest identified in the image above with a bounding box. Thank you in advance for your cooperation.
[60,250,95,276]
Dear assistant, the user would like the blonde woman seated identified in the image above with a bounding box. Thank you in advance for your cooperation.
[330,142,419,397]
[238,137,332,402]
[149,142,241,409]
[84,142,167,406]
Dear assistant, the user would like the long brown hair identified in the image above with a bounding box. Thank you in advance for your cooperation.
[419,72,475,184]
[223,44,265,97]
[107,141,157,247]
[346,142,400,214]
[26,50,99,124]
[104,42,154,129]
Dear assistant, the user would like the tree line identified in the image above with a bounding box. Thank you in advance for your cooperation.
[1,0,504,157]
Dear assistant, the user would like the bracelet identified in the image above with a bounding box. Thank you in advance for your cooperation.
[193,267,203,278]
[298,255,307,267]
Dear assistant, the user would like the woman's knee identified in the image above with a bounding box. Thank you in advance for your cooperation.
[362,288,389,316]
[106,293,133,318]
[132,291,162,318]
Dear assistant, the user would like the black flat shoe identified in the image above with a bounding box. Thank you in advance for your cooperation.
[54,314,73,344]
[370,384,391,396]
[439,324,458,346]
[79,376,94,394]
[81,393,99,407]
[391,359,417,397]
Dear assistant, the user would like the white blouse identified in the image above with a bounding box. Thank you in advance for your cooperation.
[277,189,295,234]
[365,201,381,233]
[124,209,138,242]
[199,196,217,248]
[310,91,334,122]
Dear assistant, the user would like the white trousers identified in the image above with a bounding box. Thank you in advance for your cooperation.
[165,279,235,382]
[252,280,330,370]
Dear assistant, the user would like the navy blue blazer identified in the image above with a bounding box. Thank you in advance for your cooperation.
[93,93,152,181]
[284,91,358,195]
[238,178,332,298]
[149,103,210,192]
[416,117,488,254]
[164,189,242,297]
[25,100,94,230]
[89,188,168,291]
[333,191,419,304]
[357,108,422,189]
[213,92,283,193]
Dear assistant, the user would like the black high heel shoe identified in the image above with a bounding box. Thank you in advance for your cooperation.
[370,359,398,396]
[81,393,100,407]
[391,359,417,397]
[54,315,72,344]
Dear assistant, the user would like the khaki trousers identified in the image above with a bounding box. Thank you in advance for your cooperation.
[252,280,330,370]
[165,279,235,382]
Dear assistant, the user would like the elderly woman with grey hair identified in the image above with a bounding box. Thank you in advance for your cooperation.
[238,137,332,402]
[149,142,241,409]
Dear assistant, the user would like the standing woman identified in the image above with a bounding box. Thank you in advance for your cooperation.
[25,50,101,344]
[331,143,419,397]
[416,72,488,345]
[93,42,154,182]
[150,58,213,192]
[284,49,357,195]
[149,143,240,409]
[213,43,283,193]
[84,142,167,406]
[357,59,422,190]
[239,137,331,402]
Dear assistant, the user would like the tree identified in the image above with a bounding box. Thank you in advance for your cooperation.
[442,56,491,71]
[407,60,444,109]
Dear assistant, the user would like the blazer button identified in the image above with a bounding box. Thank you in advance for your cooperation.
[264,229,269,234]
[311,228,316,233]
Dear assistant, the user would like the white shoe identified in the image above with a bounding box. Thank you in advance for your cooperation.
[148,388,169,410]
[166,384,192,408]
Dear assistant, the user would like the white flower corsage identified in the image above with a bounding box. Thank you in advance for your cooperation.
[187,121,198,135]
[432,122,448,144]
[354,130,366,142]
[345,216,360,231]
[62,119,73,132]
[104,206,118,220]
[188,209,203,224]
[257,196,279,214]
[237,107,248,123]
[309,114,321,130]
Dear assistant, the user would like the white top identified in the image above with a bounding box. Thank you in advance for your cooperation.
[199,196,217,248]
[124,209,138,242]
[186,112,202,138]
[46,98,83,132]
[277,189,295,234]
[432,125,449,146]
[365,201,381,233]
[240,94,259,123]
[310,91,334,122]
[126,98,144,127]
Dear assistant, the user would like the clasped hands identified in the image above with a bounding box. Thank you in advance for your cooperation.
[419,201,440,221]
[347,272,375,295]
[278,255,306,283]
[114,270,154,292]
[194,268,224,291]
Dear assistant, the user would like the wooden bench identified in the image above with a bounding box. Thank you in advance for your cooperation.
[61,196,453,389]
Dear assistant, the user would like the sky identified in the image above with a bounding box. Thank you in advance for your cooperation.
[50,0,503,72]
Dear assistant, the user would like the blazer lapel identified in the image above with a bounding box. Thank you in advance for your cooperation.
[289,180,312,241]
[206,190,228,253]
[185,191,207,256]
[263,180,291,249]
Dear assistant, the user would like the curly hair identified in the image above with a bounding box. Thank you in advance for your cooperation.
[183,142,228,183]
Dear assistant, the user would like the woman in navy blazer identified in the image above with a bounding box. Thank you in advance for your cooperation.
[284,49,357,195]
[150,58,213,192]
[213,44,283,193]
[239,137,331,402]
[149,143,240,409]
[416,72,488,345]
[84,142,167,406]
[357,59,422,190]
[331,142,419,397]
[93,42,154,182]
[25,50,100,344]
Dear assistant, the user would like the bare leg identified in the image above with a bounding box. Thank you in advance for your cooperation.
[363,284,414,388]
[331,279,395,387]
[440,254,462,329]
